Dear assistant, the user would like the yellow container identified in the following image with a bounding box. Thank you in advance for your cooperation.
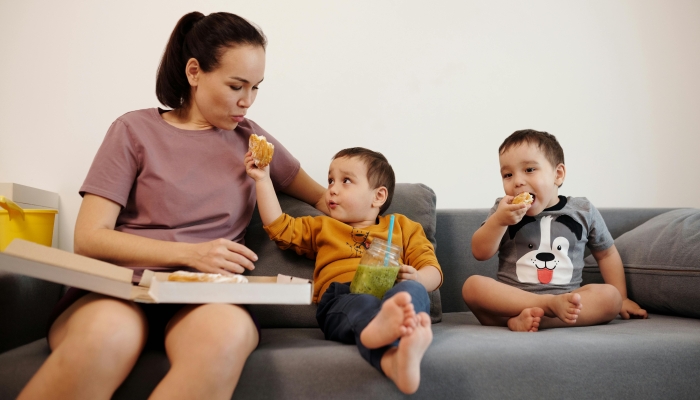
[0,196,58,251]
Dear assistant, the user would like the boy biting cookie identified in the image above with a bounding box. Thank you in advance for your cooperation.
[462,129,647,332]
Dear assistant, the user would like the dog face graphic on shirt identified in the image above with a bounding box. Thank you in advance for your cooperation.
[508,215,583,285]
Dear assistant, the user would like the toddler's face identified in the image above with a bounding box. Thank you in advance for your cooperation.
[326,156,383,227]
[499,143,565,216]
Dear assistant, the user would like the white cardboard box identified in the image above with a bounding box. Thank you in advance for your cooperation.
[0,183,60,248]
[0,239,312,304]
[0,183,59,209]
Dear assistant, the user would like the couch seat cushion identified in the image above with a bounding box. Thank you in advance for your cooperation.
[2,313,699,400]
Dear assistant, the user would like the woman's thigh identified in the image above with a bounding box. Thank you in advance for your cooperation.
[48,292,148,354]
[164,303,259,363]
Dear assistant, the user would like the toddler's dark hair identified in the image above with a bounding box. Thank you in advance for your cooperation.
[499,129,565,168]
[156,12,267,109]
[333,148,396,215]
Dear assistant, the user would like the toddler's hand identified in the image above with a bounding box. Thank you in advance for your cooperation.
[244,151,269,182]
[493,196,531,226]
[620,298,648,319]
[396,264,418,282]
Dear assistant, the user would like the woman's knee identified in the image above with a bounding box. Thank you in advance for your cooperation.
[167,304,258,367]
[52,294,147,362]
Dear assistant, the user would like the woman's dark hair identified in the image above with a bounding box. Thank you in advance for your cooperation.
[333,147,396,215]
[156,12,267,109]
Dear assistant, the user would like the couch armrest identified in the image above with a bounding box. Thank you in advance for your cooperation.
[0,272,64,353]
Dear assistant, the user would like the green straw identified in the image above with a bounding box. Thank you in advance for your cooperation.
[384,214,395,266]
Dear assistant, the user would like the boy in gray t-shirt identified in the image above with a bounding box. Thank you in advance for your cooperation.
[463,130,647,331]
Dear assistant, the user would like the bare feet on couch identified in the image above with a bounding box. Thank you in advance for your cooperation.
[360,292,416,349]
[508,307,544,332]
[382,312,432,395]
[546,292,582,324]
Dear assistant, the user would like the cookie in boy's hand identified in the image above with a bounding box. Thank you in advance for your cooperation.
[249,134,275,168]
[512,192,534,205]
[167,271,248,283]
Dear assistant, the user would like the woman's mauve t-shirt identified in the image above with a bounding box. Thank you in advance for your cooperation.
[80,108,300,278]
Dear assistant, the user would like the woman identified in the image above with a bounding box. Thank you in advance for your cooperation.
[19,12,325,399]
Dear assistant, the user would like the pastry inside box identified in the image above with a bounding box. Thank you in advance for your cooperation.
[140,270,314,305]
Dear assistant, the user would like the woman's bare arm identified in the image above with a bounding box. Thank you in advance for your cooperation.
[74,194,257,274]
[281,167,329,214]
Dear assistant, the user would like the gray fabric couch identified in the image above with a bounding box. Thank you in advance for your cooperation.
[1,184,699,399]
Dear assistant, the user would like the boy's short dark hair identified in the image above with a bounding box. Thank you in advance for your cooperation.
[333,147,395,215]
[499,129,565,168]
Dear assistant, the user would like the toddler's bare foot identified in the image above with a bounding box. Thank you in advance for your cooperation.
[507,307,544,332]
[361,292,416,349]
[547,293,582,324]
[384,312,432,395]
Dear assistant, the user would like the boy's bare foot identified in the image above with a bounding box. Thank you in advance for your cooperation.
[361,292,416,349]
[547,293,582,324]
[507,307,544,332]
[384,312,432,395]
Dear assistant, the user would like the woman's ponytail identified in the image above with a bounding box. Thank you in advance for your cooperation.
[156,12,205,109]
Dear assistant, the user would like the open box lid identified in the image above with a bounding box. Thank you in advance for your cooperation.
[0,239,312,304]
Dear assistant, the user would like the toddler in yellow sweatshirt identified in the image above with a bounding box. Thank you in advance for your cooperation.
[245,147,442,394]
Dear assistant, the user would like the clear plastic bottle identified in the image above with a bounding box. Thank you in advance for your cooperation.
[350,238,402,299]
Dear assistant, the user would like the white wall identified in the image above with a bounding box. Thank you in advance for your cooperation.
[1,1,699,251]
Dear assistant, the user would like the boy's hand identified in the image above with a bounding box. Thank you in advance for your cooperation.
[620,298,648,319]
[244,151,270,182]
[493,195,531,226]
[397,265,441,292]
[396,264,418,282]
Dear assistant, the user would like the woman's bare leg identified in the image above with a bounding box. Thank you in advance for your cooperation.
[150,304,259,400]
[18,293,147,400]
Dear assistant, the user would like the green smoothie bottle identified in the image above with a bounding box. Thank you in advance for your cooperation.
[350,238,402,299]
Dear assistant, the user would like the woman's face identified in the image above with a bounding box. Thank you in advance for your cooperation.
[189,44,266,130]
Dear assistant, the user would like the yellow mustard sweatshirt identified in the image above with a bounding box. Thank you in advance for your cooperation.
[264,213,442,303]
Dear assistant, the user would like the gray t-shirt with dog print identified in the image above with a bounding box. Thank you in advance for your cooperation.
[487,196,614,294]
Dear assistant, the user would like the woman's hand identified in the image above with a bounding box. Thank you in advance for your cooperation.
[244,151,269,182]
[186,238,258,275]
